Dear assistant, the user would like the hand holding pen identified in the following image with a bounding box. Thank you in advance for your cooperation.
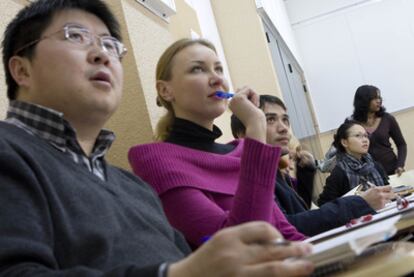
[359,180,397,210]
[222,87,267,143]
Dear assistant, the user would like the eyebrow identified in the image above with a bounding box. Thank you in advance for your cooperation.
[190,60,222,65]
[63,22,111,37]
[265,112,289,119]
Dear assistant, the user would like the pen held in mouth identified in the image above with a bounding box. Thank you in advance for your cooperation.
[215,91,235,99]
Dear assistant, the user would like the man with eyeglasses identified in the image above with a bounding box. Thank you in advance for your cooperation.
[0,0,314,276]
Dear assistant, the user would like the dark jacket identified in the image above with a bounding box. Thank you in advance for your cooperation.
[275,171,375,236]
[295,164,316,208]
[317,161,388,206]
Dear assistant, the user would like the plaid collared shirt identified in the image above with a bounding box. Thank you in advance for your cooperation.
[5,100,115,181]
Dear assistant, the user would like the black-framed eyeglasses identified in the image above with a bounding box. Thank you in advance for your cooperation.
[349,133,369,139]
[14,24,127,59]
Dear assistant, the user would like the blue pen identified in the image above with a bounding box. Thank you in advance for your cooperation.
[200,235,211,244]
[215,91,234,99]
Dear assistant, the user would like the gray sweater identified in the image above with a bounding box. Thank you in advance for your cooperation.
[0,122,190,276]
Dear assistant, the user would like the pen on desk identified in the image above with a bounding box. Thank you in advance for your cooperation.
[215,91,235,99]
[271,237,291,246]
[367,180,409,210]
[365,180,375,188]
[200,235,291,247]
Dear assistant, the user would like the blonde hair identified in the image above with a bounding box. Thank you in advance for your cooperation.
[279,134,300,172]
[154,38,217,141]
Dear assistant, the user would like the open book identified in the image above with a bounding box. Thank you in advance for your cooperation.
[308,204,414,245]
[304,204,414,276]
[305,215,400,267]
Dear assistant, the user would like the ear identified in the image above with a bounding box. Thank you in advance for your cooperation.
[156,80,174,103]
[341,138,349,149]
[8,56,32,89]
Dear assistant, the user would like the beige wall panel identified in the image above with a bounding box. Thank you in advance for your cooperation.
[105,0,201,169]
[394,109,414,171]
[0,1,26,118]
[209,0,284,142]
[103,0,173,169]
[210,0,281,96]
[169,0,201,39]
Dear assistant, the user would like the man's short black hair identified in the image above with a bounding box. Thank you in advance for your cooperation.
[2,0,121,100]
[230,94,286,138]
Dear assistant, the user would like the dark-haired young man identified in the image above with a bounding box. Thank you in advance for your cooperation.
[0,0,314,276]
[231,95,393,236]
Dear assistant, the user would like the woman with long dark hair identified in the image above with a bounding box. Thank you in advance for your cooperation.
[351,85,407,175]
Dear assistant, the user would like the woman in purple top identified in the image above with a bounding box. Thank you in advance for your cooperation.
[350,85,407,176]
[129,38,305,248]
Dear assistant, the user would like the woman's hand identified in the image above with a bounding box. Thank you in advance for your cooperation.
[294,146,316,168]
[360,186,394,210]
[229,86,266,143]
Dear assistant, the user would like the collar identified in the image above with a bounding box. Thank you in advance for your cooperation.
[166,117,222,144]
[6,100,115,157]
[165,117,235,155]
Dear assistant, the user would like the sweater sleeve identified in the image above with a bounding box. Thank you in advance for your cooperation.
[388,114,407,168]
[317,166,350,206]
[285,196,374,236]
[0,148,161,277]
[157,138,305,246]
[237,139,305,241]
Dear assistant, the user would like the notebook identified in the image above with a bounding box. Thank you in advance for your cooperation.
[305,204,414,276]
[305,215,400,267]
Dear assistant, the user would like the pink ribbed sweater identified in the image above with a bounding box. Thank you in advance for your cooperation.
[128,138,305,247]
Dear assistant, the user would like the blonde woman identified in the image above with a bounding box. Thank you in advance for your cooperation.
[129,38,305,248]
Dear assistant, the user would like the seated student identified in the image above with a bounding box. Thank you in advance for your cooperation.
[284,138,317,208]
[0,1,314,276]
[128,38,305,248]
[318,121,390,205]
[231,95,393,236]
[316,143,337,173]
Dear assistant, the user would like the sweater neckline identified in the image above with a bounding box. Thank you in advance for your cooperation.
[165,117,236,154]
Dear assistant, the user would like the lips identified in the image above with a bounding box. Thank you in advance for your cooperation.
[276,138,290,144]
[90,71,112,86]
[208,88,228,98]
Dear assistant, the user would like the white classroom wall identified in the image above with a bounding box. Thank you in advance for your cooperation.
[284,0,414,132]
[184,0,233,90]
